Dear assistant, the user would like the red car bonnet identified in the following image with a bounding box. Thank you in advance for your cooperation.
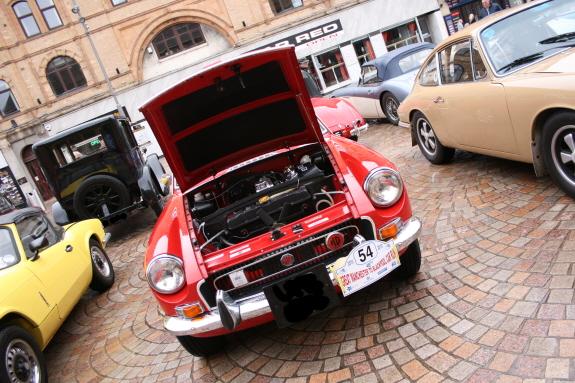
[311,97,364,132]
[140,47,326,192]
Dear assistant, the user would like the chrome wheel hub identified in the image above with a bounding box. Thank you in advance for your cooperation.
[417,118,436,155]
[5,339,40,383]
[385,98,399,122]
[91,246,111,277]
[551,125,575,186]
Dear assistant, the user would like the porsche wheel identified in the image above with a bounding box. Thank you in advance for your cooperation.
[177,335,226,357]
[0,326,46,383]
[413,112,454,164]
[542,111,575,198]
[89,239,115,292]
[382,93,400,126]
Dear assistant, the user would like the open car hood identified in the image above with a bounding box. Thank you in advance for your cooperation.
[140,47,325,192]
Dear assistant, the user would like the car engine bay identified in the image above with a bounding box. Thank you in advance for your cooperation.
[189,146,344,253]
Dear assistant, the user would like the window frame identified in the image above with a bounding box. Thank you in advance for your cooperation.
[0,226,20,271]
[0,80,20,118]
[15,213,60,260]
[438,39,475,86]
[46,56,87,96]
[151,23,207,60]
[13,1,41,38]
[269,0,303,15]
[35,0,62,30]
[418,53,440,87]
[111,0,127,6]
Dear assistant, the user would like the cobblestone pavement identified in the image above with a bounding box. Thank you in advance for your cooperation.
[45,123,575,382]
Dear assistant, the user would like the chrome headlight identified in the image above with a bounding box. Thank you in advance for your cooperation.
[363,167,404,207]
[146,255,185,294]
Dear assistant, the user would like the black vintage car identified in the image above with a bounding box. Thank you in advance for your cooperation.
[33,116,170,224]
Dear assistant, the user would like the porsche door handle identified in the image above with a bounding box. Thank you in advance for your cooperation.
[433,97,445,104]
[65,245,73,252]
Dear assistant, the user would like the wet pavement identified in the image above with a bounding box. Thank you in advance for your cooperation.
[45,123,575,382]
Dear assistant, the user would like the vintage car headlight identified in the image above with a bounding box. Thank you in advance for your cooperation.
[363,167,404,207]
[146,255,185,294]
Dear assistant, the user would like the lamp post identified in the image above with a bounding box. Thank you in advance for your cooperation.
[70,0,126,119]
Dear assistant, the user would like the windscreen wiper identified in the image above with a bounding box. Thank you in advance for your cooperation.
[539,31,575,44]
[498,53,544,73]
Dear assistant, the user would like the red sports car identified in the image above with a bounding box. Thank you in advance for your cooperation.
[141,47,422,357]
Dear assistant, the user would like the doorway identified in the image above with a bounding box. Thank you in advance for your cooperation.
[22,145,53,201]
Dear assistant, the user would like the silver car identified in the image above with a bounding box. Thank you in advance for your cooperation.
[331,42,434,125]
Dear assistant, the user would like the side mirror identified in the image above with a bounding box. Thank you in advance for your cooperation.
[29,235,48,261]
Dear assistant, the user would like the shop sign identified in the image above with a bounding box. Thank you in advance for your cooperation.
[260,20,343,50]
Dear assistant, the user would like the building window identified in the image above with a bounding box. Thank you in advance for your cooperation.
[270,0,303,14]
[46,56,87,96]
[0,81,19,117]
[111,0,127,5]
[35,0,62,29]
[13,1,40,37]
[152,23,206,59]
[382,21,420,51]
[315,48,349,89]
[352,38,376,66]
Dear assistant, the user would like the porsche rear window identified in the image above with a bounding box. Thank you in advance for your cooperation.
[0,227,19,271]
[162,61,291,135]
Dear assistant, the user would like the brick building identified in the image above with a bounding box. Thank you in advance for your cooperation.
[0,0,446,204]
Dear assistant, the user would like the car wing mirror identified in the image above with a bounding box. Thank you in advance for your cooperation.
[29,235,48,261]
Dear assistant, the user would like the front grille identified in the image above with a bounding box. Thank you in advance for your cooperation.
[200,221,358,307]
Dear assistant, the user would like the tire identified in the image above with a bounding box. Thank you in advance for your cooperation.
[541,111,575,198]
[0,326,46,383]
[73,175,131,220]
[412,111,455,164]
[381,93,400,125]
[177,335,226,357]
[395,240,422,279]
[89,239,115,292]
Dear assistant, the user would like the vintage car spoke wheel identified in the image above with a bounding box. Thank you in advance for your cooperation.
[413,111,454,164]
[73,175,130,220]
[89,240,115,292]
[382,94,400,125]
[0,326,46,383]
[543,112,575,198]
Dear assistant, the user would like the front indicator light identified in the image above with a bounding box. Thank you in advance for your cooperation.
[176,302,204,319]
[379,218,402,240]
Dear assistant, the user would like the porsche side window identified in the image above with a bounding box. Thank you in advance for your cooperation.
[439,40,473,84]
[419,55,438,86]
[16,215,59,259]
[361,65,380,85]
[0,228,19,271]
[472,42,488,80]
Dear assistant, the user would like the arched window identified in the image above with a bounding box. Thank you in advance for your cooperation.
[0,81,20,117]
[13,1,40,37]
[46,56,87,96]
[152,23,206,59]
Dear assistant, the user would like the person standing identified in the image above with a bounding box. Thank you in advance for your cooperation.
[478,0,503,19]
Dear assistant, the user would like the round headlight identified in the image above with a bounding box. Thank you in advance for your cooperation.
[363,167,404,207]
[146,255,185,294]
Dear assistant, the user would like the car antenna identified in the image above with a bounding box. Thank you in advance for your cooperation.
[230,64,246,89]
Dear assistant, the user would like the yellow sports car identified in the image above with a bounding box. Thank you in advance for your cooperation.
[398,0,575,197]
[0,207,114,382]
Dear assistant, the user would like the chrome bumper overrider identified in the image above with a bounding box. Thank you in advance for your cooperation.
[398,121,410,129]
[350,123,369,136]
[164,217,422,336]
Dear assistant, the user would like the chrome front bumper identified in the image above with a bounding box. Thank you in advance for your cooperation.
[350,123,369,136]
[398,121,410,129]
[164,217,422,337]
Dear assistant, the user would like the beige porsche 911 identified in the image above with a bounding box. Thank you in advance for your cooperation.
[398,0,575,197]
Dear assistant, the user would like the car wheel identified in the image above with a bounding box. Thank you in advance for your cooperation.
[89,239,115,292]
[177,335,226,357]
[413,112,455,164]
[73,175,131,220]
[381,93,400,125]
[0,326,46,383]
[394,240,421,279]
[542,111,575,198]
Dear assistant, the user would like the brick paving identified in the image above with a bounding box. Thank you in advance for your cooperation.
[45,123,575,382]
